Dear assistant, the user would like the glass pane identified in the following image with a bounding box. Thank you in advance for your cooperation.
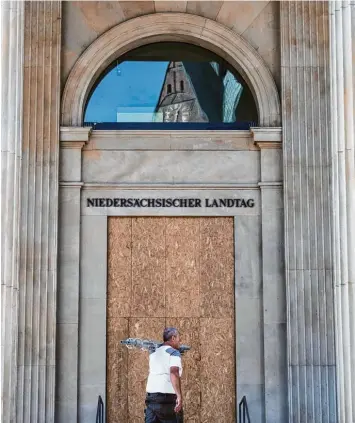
[84,42,257,127]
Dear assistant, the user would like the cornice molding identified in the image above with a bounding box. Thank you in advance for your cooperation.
[60,126,92,144]
[251,127,282,149]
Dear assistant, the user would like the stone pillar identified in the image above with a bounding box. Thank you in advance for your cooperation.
[280,2,337,422]
[56,127,91,423]
[329,2,355,422]
[1,2,24,422]
[252,128,287,423]
[16,2,61,422]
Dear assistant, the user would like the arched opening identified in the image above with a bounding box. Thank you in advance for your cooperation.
[83,42,258,130]
[61,13,280,127]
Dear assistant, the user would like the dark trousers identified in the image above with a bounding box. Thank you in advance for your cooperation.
[144,393,183,423]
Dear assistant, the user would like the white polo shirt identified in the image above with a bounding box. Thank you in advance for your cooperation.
[146,345,183,394]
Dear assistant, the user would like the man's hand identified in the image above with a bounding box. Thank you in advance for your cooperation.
[174,395,182,413]
[170,366,183,413]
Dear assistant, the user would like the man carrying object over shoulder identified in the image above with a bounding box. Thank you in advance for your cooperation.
[145,327,184,423]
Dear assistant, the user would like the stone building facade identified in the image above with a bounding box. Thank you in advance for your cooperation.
[1,1,355,423]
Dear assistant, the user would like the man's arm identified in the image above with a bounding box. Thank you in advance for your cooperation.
[170,366,182,412]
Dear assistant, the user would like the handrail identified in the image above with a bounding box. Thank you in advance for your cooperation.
[238,396,251,423]
[96,395,105,423]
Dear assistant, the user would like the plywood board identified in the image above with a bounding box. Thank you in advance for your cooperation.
[128,318,165,423]
[166,218,200,317]
[200,318,236,423]
[200,218,235,318]
[106,317,129,423]
[107,217,235,423]
[131,217,166,317]
[167,317,201,422]
[107,218,132,318]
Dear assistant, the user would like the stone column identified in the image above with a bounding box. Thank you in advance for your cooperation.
[280,2,337,422]
[56,127,91,423]
[16,2,61,423]
[329,2,355,422]
[252,128,287,423]
[1,2,24,422]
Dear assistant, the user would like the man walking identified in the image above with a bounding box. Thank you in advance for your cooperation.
[145,327,184,423]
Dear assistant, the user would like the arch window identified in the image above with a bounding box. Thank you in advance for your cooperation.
[84,42,258,129]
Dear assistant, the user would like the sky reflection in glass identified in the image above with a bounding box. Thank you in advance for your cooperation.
[85,61,168,123]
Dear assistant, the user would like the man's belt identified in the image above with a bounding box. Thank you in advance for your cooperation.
[146,393,177,404]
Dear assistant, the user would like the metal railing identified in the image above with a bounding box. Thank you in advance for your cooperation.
[96,395,105,423]
[238,396,251,423]
[97,392,248,422]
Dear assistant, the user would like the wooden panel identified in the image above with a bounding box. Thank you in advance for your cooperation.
[166,218,200,317]
[106,317,129,423]
[167,318,201,423]
[200,218,235,318]
[107,218,132,318]
[131,217,166,317]
[200,318,236,423]
[107,217,235,423]
[128,318,165,423]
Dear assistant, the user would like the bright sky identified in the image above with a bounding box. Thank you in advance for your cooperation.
[84,61,169,123]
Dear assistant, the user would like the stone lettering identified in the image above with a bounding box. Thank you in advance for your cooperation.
[86,197,256,208]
